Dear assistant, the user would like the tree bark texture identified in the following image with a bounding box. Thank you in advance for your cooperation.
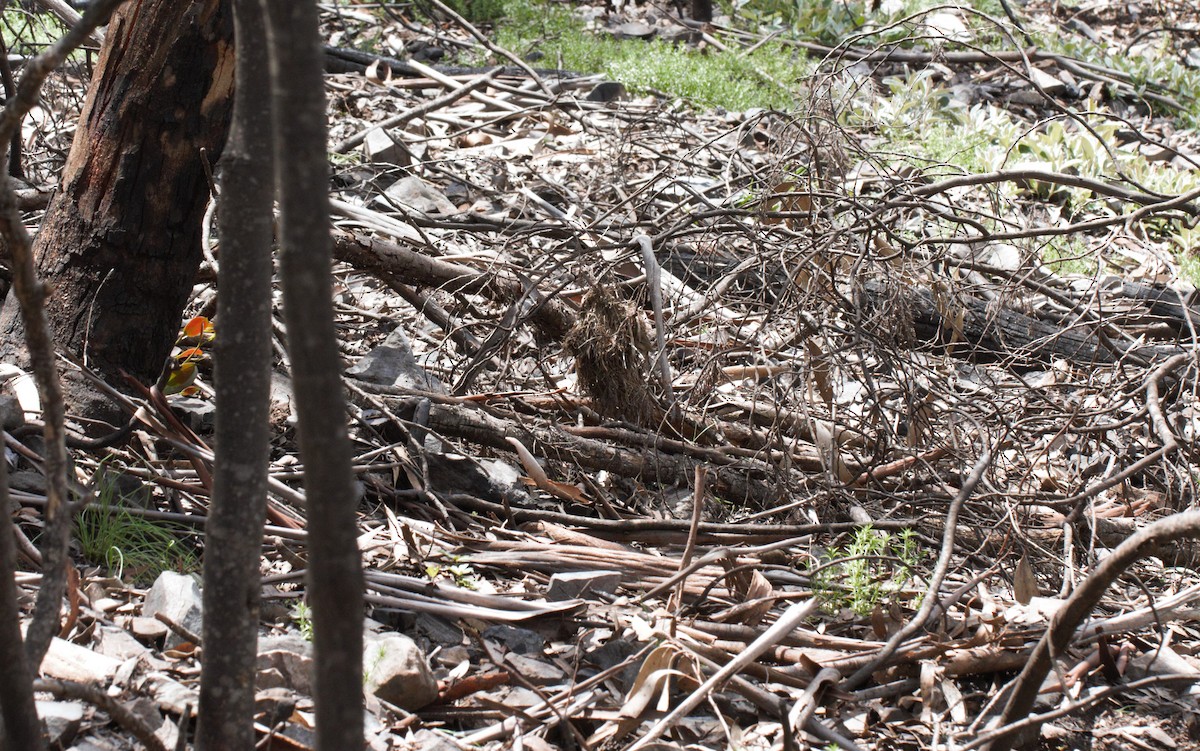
[195,0,274,748]
[261,1,365,749]
[0,0,234,416]
[0,429,48,751]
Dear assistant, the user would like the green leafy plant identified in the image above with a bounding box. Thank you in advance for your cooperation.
[291,601,314,641]
[811,526,921,616]
[75,473,199,582]
[425,557,480,590]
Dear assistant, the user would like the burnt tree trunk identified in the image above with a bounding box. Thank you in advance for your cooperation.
[0,0,233,419]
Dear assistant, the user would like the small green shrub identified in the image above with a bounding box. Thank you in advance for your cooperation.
[811,526,921,616]
[291,601,314,641]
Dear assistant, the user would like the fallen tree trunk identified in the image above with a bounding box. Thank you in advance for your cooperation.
[354,384,817,508]
[860,279,1185,367]
[332,229,576,340]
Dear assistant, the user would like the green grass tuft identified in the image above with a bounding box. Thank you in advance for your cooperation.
[75,473,199,583]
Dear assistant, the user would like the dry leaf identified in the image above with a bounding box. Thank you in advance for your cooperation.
[1013,555,1039,605]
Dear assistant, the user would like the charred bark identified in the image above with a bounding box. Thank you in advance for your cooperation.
[0,0,234,421]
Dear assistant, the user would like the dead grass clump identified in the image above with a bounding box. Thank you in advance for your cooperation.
[564,285,661,427]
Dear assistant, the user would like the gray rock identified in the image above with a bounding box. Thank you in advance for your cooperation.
[142,572,203,649]
[364,633,438,711]
[414,613,465,648]
[364,128,403,165]
[399,729,467,751]
[546,570,621,601]
[381,176,458,217]
[170,396,216,433]
[257,634,314,696]
[38,701,84,747]
[505,653,565,684]
[347,327,447,393]
[0,395,23,430]
[255,687,298,728]
[9,469,46,494]
[129,616,169,643]
[434,645,470,668]
[482,625,544,655]
[614,21,654,39]
[96,625,149,660]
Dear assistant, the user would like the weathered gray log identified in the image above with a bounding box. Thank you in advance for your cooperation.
[860,279,1185,367]
[1117,282,1200,332]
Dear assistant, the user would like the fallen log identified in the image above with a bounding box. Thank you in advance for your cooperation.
[859,279,1186,367]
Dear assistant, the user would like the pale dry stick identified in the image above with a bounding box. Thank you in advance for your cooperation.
[989,509,1200,751]
[0,432,44,750]
[670,466,707,628]
[332,68,502,154]
[910,170,1200,217]
[636,537,805,604]
[0,0,127,670]
[624,598,819,751]
[971,673,1200,751]
[635,234,678,412]
[418,0,555,97]
[16,492,307,541]
[1062,353,1190,516]
[463,643,657,745]
[787,667,843,746]
[404,58,522,114]
[685,644,862,751]
[1075,583,1200,643]
[31,0,104,46]
[841,428,995,691]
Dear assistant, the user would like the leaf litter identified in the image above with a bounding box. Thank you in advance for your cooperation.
[6,0,1200,749]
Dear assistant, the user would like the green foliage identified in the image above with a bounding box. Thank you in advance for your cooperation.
[735,0,868,45]
[1040,237,1095,277]
[291,601,314,641]
[1036,33,1200,127]
[1174,231,1200,288]
[812,526,921,616]
[1,7,69,58]
[726,0,1005,47]
[425,556,480,589]
[75,474,199,583]
[443,0,510,25]
[488,0,813,111]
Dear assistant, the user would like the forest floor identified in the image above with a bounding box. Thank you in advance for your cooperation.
[8,0,1200,749]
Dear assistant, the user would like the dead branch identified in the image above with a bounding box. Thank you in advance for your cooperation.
[988,509,1200,751]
